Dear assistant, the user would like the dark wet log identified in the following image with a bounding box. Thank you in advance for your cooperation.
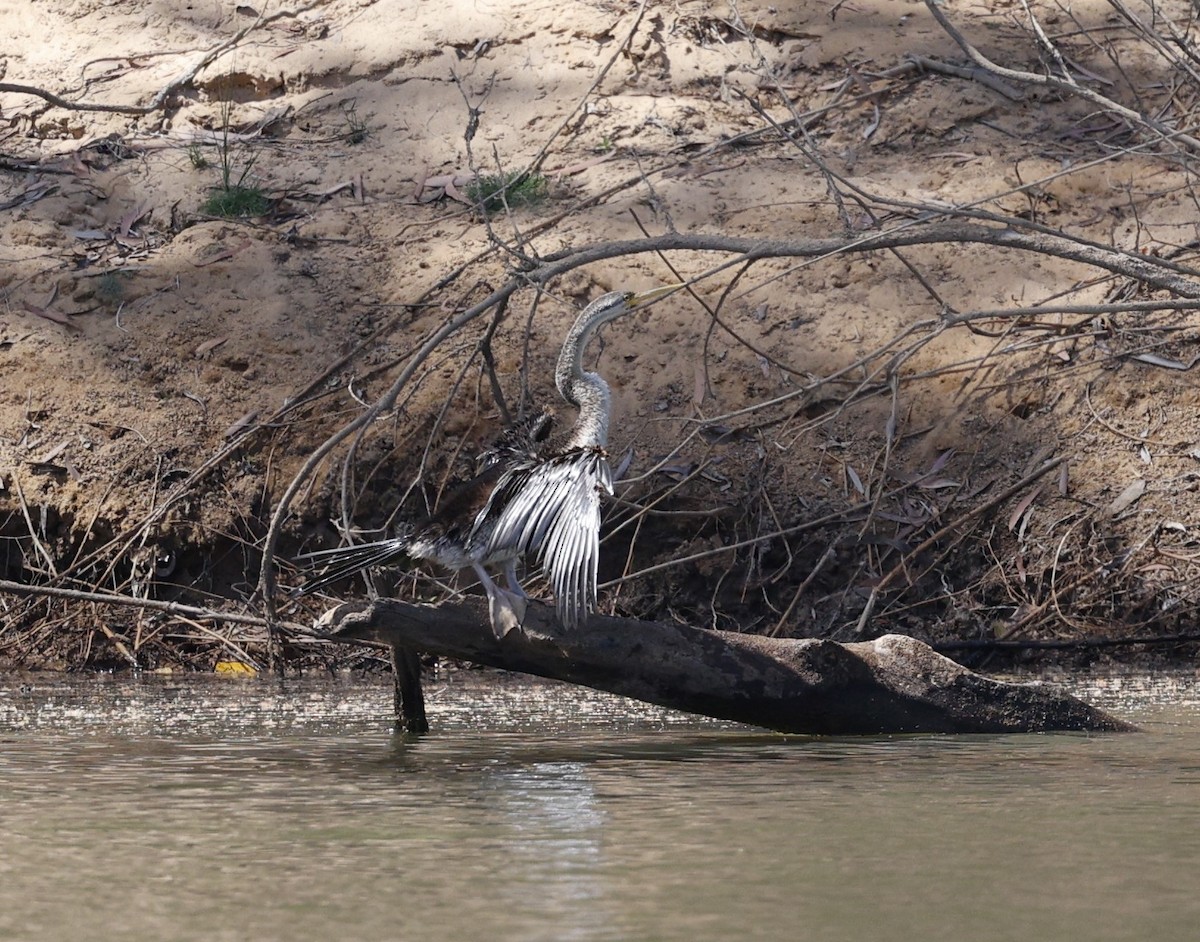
[389,645,429,734]
[313,598,1136,734]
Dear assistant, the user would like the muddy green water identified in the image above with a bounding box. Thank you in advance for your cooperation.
[1,671,1197,942]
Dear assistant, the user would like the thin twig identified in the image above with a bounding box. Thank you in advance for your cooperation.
[12,476,58,579]
[924,0,1200,151]
[852,456,1068,637]
[904,54,1024,100]
[769,545,836,637]
[0,577,300,629]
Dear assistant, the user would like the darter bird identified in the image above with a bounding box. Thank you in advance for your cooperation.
[293,409,552,627]
[295,284,681,636]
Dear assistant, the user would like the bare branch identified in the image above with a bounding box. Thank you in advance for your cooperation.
[0,577,291,629]
[923,0,1200,152]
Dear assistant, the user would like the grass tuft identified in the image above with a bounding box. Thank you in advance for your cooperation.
[198,88,269,217]
[341,100,368,144]
[201,185,270,217]
[187,143,209,169]
[95,271,128,307]
[464,171,548,212]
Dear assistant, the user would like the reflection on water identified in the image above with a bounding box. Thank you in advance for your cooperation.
[0,671,1197,942]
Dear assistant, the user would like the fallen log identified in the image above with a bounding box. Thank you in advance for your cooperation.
[311,597,1136,734]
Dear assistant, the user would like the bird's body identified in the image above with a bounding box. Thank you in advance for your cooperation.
[473,407,554,474]
[296,285,680,635]
[295,418,546,629]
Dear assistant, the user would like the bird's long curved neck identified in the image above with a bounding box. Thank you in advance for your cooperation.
[556,306,612,450]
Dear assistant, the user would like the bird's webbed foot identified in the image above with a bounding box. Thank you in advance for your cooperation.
[488,588,527,639]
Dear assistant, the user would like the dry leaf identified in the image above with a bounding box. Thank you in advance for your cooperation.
[659,462,696,480]
[119,204,151,237]
[1130,352,1200,371]
[549,153,615,177]
[194,239,252,267]
[1007,484,1044,532]
[1108,479,1146,516]
[929,450,954,474]
[693,361,707,408]
[846,464,866,497]
[215,660,257,677]
[862,101,881,140]
[23,302,79,331]
[612,447,634,481]
[37,440,69,463]
[444,178,472,204]
[194,336,229,357]
[224,410,259,439]
[0,181,56,210]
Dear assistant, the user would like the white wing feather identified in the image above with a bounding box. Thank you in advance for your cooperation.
[479,448,612,627]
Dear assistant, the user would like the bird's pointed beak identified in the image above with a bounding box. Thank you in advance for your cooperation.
[628,283,686,309]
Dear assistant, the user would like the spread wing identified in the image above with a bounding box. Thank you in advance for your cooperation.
[479,447,613,627]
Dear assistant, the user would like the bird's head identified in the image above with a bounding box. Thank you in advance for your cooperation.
[584,283,685,328]
[619,283,685,317]
[558,283,684,398]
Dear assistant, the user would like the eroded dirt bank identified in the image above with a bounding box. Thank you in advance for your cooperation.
[4,0,1200,670]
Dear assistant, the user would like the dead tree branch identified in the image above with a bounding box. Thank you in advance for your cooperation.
[0,577,295,630]
[262,221,1200,611]
[312,597,1135,734]
[923,0,1200,152]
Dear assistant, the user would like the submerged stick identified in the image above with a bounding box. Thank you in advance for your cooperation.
[311,598,1135,735]
[389,645,429,734]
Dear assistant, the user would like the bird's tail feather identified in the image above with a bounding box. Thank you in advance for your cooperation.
[292,537,412,597]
